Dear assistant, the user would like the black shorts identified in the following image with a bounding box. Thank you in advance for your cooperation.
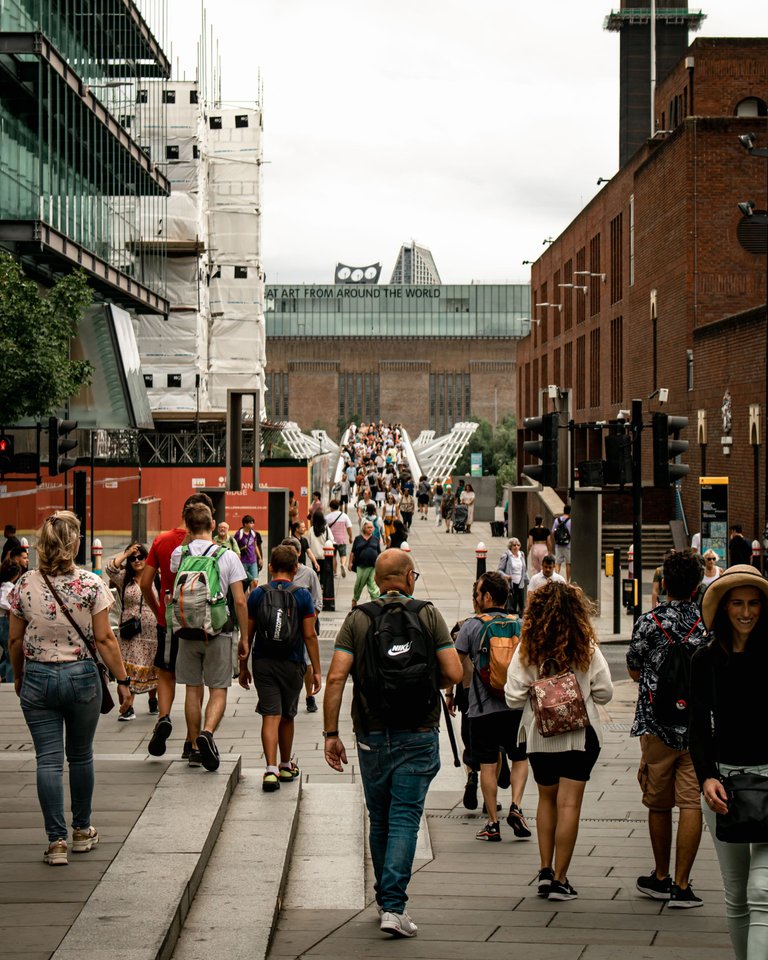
[470,709,527,765]
[528,727,601,786]
[252,658,306,718]
[341,495,349,504]
[153,625,179,672]
[417,494,430,505]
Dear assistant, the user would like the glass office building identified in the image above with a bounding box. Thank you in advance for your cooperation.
[0,0,170,314]
[265,284,531,339]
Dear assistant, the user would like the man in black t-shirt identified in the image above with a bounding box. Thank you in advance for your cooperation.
[728,525,752,567]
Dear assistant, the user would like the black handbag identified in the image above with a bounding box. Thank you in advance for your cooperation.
[120,616,142,640]
[716,770,768,843]
[41,573,115,715]
[710,668,768,843]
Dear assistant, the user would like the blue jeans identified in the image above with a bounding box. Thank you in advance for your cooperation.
[21,660,101,842]
[0,615,12,682]
[703,762,768,960]
[357,728,440,914]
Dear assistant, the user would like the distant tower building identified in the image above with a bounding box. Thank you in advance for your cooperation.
[391,242,441,284]
[605,0,705,166]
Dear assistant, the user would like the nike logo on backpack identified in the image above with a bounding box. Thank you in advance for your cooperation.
[387,642,412,657]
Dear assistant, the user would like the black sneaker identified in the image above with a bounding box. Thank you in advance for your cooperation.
[148,695,159,715]
[181,741,192,760]
[636,870,672,901]
[537,867,554,897]
[187,750,203,768]
[117,707,136,722]
[668,883,703,909]
[306,696,318,713]
[196,731,220,772]
[148,716,172,756]
[462,772,479,810]
[475,820,501,842]
[548,879,578,901]
[506,802,532,839]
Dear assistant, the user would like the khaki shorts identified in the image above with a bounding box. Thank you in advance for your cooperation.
[175,633,234,689]
[637,734,700,810]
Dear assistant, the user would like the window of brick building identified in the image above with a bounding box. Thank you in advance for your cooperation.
[610,316,624,404]
[533,358,539,411]
[563,259,573,331]
[589,234,601,316]
[267,373,289,419]
[589,328,600,407]
[554,348,561,388]
[610,214,623,304]
[575,336,585,410]
[553,269,561,338]
[563,342,573,389]
[540,282,548,344]
[629,196,635,286]
[576,248,586,324]
[542,354,549,392]
[525,363,531,415]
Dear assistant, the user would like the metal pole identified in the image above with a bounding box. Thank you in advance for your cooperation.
[650,0,657,137]
[764,158,768,550]
[631,398,643,622]
[613,547,621,634]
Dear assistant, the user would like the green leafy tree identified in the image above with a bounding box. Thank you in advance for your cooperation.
[455,413,517,503]
[0,253,93,426]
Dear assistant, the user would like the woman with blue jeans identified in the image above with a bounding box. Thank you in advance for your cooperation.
[691,565,768,960]
[9,512,129,866]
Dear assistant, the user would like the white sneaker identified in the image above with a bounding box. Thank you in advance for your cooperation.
[380,911,418,938]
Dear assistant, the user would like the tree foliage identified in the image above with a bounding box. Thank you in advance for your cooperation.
[455,413,517,503]
[0,252,93,426]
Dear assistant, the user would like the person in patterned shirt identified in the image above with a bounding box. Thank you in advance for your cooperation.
[626,549,707,909]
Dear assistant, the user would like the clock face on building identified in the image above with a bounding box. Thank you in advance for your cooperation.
[351,269,364,281]
[337,266,352,281]
[364,266,378,280]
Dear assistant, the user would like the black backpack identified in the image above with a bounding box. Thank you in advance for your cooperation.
[650,612,702,726]
[356,598,439,729]
[553,517,571,546]
[251,583,303,660]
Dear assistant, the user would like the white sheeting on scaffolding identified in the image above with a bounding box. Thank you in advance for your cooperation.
[131,84,265,416]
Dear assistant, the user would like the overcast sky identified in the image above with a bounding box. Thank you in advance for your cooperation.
[166,0,767,285]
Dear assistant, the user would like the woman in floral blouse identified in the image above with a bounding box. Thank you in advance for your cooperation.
[9,511,130,866]
[107,542,159,720]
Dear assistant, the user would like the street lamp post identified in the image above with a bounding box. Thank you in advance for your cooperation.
[738,133,768,550]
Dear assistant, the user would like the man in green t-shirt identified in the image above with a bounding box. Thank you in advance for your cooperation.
[323,550,462,939]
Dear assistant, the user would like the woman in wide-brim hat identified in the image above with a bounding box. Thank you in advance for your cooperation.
[690,564,768,960]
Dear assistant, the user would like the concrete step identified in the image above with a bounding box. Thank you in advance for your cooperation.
[171,768,301,960]
[52,757,241,960]
[602,524,674,568]
[282,782,366,911]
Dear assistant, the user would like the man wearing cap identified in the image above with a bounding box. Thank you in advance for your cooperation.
[627,549,708,909]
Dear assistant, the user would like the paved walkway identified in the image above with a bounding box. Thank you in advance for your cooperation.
[0,514,730,960]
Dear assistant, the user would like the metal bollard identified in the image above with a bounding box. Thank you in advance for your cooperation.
[475,541,488,580]
[322,539,336,612]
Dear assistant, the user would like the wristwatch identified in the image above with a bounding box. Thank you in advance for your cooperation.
[322,730,339,739]
[116,677,131,687]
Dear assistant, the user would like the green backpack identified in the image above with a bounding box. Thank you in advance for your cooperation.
[472,612,521,707]
[172,544,230,641]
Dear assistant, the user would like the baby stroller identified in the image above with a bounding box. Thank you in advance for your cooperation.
[453,503,469,533]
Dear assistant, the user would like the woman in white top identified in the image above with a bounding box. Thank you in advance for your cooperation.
[460,483,476,533]
[505,580,613,903]
[497,538,528,616]
[695,549,724,607]
[9,512,130,866]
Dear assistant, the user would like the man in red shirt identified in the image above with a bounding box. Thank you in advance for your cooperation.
[140,492,214,759]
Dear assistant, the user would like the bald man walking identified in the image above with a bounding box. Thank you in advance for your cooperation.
[323,550,462,938]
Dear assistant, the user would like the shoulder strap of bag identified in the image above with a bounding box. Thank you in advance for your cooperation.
[651,611,702,644]
[41,572,99,663]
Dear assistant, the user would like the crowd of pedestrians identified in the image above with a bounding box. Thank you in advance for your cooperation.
[4,461,768,956]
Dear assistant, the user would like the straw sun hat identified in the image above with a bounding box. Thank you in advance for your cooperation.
[701,564,768,630]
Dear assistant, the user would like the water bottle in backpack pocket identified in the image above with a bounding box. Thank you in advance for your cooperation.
[172,544,230,642]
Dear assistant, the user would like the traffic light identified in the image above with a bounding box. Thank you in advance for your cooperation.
[522,413,559,486]
[652,413,689,485]
[48,417,78,476]
[604,429,633,485]
[0,435,13,473]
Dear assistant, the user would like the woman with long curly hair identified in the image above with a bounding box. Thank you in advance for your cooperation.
[505,580,613,902]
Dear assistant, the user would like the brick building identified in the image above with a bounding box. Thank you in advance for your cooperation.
[517,37,768,537]
[264,283,529,437]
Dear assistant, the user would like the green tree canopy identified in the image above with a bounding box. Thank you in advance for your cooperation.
[455,413,517,503]
[0,253,93,426]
